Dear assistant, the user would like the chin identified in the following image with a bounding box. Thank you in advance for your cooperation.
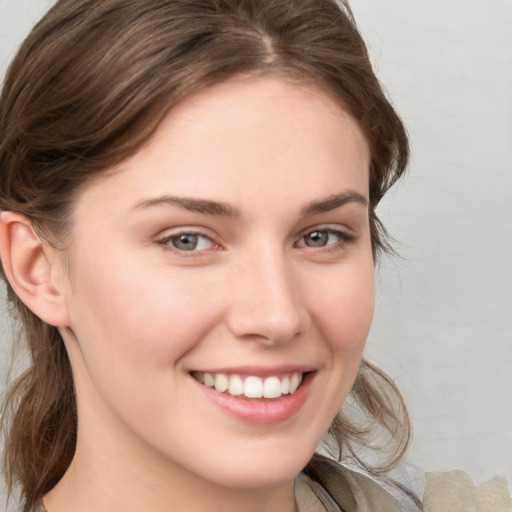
[193,443,316,490]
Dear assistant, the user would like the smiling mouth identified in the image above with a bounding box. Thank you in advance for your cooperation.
[191,371,304,400]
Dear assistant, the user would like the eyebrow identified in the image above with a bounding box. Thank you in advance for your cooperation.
[132,195,241,218]
[132,190,368,218]
[301,191,368,216]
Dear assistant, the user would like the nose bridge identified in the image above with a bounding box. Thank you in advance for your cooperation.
[228,242,308,344]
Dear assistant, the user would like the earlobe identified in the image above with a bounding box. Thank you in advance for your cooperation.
[0,211,71,327]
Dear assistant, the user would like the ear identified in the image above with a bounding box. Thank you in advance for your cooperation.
[0,212,71,327]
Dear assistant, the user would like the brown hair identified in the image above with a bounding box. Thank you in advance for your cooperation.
[0,0,411,510]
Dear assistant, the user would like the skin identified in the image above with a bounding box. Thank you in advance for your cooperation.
[7,77,375,512]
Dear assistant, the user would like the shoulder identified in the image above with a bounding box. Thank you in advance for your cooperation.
[424,470,512,512]
[304,455,413,512]
[305,455,512,512]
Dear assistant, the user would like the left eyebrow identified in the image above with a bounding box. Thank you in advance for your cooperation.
[301,191,368,216]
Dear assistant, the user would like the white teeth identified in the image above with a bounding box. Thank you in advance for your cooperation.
[214,373,229,393]
[281,376,290,394]
[263,376,282,399]
[244,376,263,398]
[289,373,301,394]
[228,375,244,396]
[195,371,304,399]
[204,373,215,387]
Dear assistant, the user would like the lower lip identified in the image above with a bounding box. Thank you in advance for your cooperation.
[195,373,314,425]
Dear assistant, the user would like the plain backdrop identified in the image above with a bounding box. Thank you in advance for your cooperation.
[1,0,511,506]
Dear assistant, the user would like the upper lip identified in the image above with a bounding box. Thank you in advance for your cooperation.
[189,364,316,377]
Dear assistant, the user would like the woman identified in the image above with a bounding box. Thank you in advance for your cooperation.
[0,1,510,511]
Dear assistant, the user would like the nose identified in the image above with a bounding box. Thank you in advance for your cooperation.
[226,246,310,345]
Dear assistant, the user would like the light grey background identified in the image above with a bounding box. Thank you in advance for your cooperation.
[1,0,510,505]
[350,0,512,487]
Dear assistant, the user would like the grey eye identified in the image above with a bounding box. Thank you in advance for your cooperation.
[303,230,329,247]
[164,232,215,252]
[171,234,200,251]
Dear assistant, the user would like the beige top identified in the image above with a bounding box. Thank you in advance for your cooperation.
[423,471,512,512]
[298,461,512,512]
[36,467,512,512]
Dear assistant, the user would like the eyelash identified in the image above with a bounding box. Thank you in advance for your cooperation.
[295,227,356,253]
[155,227,356,255]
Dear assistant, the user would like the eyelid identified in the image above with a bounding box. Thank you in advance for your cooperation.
[297,224,355,239]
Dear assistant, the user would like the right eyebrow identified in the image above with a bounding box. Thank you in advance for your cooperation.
[132,195,241,219]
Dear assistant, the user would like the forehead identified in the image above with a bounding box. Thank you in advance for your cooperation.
[76,77,370,218]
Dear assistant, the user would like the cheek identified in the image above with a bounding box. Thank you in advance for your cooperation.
[63,256,221,428]
[308,261,375,355]
[66,251,224,370]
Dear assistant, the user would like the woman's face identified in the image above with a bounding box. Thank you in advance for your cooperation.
[59,77,374,490]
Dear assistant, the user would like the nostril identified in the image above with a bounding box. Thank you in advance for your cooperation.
[227,256,310,343]
[230,316,306,345]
